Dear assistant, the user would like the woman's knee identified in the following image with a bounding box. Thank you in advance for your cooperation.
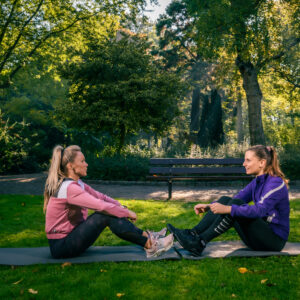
[228,198,244,205]
[217,196,233,205]
[86,212,112,228]
[217,197,244,206]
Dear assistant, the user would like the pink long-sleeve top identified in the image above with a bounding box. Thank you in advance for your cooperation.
[45,179,130,239]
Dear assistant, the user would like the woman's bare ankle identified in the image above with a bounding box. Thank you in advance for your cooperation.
[144,238,152,249]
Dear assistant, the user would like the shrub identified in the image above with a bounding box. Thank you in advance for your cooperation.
[0,111,34,174]
[86,154,149,181]
[279,144,300,180]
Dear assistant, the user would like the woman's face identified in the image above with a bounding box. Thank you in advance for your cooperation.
[69,151,88,179]
[243,150,266,176]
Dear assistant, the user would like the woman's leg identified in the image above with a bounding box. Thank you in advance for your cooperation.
[195,197,286,251]
[107,216,148,246]
[49,212,147,258]
[190,198,243,243]
[192,196,235,235]
[233,217,286,251]
[167,196,239,255]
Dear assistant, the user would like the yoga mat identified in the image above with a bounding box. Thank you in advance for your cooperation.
[1,241,299,265]
[0,245,180,266]
[174,240,300,259]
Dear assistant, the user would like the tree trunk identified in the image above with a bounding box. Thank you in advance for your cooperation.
[197,89,224,148]
[236,91,244,144]
[236,56,265,145]
[190,86,201,143]
[117,124,126,153]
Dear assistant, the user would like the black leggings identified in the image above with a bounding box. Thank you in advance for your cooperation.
[48,212,148,258]
[193,196,286,251]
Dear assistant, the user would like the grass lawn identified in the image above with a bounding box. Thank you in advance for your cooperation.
[0,195,299,300]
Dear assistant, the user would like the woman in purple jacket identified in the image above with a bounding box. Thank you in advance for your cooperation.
[167,145,290,256]
[44,145,173,259]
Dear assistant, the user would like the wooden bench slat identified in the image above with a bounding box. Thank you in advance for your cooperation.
[150,166,246,175]
[149,158,244,165]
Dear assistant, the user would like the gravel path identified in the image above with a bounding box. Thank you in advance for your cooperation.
[0,173,299,202]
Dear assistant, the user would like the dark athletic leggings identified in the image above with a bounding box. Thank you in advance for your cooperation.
[48,212,148,258]
[193,196,286,251]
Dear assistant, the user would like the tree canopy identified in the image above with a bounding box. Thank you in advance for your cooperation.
[57,33,187,152]
[0,0,151,89]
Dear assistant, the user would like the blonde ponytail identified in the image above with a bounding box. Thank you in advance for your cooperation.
[43,145,81,212]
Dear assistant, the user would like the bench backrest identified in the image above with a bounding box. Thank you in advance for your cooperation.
[149,158,247,176]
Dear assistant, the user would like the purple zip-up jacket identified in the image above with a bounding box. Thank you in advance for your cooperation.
[231,174,289,240]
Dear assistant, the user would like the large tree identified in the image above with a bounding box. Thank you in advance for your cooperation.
[0,0,150,89]
[156,1,224,147]
[184,0,299,145]
[58,34,186,152]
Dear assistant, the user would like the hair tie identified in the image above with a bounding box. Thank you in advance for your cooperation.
[266,146,271,152]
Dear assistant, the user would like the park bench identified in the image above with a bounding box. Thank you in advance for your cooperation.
[148,158,253,199]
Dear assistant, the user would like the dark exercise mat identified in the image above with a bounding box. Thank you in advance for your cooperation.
[0,245,180,266]
[1,241,299,265]
[174,241,300,260]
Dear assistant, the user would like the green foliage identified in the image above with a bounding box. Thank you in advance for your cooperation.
[279,144,300,180]
[86,153,149,181]
[183,0,299,145]
[0,0,149,88]
[0,111,36,173]
[58,34,187,152]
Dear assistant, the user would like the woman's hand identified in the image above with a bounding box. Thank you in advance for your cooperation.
[194,203,210,215]
[210,203,231,214]
[128,210,137,222]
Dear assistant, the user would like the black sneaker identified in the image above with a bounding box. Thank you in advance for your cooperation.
[167,223,206,256]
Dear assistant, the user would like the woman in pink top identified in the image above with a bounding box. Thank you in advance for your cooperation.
[44,145,173,258]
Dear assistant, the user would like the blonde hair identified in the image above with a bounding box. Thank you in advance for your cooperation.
[247,145,289,187]
[43,145,81,212]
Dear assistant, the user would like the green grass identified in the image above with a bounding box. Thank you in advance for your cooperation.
[0,195,299,300]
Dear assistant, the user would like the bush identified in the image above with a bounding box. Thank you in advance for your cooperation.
[84,142,300,181]
[279,144,300,180]
[0,111,34,174]
[86,154,149,181]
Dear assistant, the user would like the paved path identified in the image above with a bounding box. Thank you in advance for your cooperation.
[0,173,299,202]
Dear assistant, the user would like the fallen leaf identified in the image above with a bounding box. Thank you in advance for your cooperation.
[13,278,23,285]
[100,269,107,272]
[261,279,268,284]
[238,267,248,274]
[21,202,26,206]
[116,293,125,297]
[28,288,38,294]
[231,294,237,298]
[61,262,72,268]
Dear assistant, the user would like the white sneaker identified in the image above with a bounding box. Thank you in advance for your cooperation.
[145,233,174,258]
[146,228,167,239]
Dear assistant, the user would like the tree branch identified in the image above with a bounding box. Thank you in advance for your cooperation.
[0,0,19,45]
[7,11,99,84]
[257,37,300,70]
[0,0,44,74]
[273,67,300,89]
